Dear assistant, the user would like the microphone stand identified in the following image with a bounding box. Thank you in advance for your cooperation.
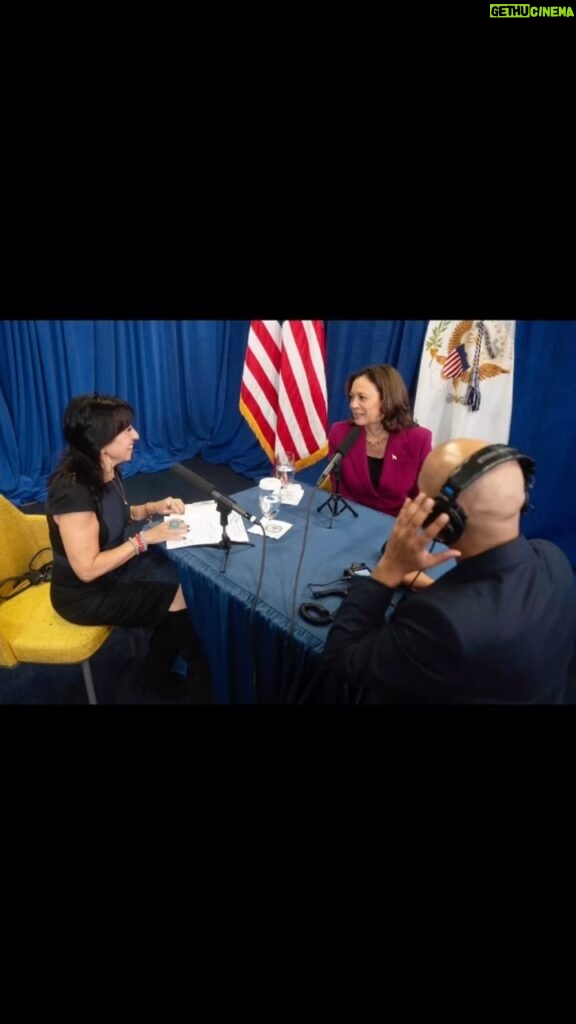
[317,464,358,526]
[199,500,254,574]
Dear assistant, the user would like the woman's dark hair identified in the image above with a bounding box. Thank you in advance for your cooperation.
[345,364,417,433]
[49,393,134,492]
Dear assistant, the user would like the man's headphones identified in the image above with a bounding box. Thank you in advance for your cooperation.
[421,444,535,545]
[298,582,350,626]
[299,602,337,626]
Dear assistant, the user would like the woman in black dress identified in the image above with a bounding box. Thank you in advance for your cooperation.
[46,393,206,701]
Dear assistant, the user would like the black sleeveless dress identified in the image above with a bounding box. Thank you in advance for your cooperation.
[46,475,180,628]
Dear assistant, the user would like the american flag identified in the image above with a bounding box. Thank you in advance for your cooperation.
[441,343,470,379]
[239,320,328,469]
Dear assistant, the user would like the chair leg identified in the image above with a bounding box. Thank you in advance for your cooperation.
[81,659,98,705]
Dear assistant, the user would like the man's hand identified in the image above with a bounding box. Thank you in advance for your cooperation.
[372,493,461,588]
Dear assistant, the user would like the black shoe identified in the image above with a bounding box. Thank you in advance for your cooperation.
[138,658,214,704]
[161,672,200,701]
[138,670,197,702]
[185,658,214,704]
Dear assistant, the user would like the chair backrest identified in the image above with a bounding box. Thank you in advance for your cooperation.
[0,495,51,580]
[0,496,116,695]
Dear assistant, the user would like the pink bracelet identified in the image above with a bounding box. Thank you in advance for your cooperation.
[134,532,148,554]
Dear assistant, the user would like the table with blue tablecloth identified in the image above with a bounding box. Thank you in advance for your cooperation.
[165,483,452,704]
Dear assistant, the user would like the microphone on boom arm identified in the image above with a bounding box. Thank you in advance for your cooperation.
[315,425,361,488]
[171,464,258,523]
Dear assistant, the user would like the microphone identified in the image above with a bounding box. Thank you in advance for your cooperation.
[316,425,362,488]
[171,464,258,523]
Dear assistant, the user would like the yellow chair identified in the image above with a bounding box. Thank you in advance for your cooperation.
[0,495,114,704]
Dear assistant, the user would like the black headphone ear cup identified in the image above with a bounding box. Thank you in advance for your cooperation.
[423,496,467,545]
[437,504,467,545]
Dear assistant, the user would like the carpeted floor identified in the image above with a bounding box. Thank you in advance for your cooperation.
[0,456,256,705]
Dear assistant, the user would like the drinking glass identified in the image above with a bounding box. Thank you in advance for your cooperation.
[275,451,296,491]
[258,478,283,536]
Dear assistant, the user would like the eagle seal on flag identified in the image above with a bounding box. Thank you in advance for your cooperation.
[413,320,516,446]
[425,320,513,411]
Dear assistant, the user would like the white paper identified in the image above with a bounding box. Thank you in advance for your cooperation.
[164,501,250,549]
[247,518,293,540]
[279,484,304,506]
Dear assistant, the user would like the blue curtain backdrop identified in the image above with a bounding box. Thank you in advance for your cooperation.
[1,319,575,570]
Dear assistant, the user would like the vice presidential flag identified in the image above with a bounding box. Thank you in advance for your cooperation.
[240,320,328,469]
[413,320,515,446]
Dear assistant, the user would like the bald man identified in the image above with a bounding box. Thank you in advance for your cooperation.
[316,439,576,704]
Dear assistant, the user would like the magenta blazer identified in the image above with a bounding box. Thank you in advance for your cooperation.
[328,420,433,517]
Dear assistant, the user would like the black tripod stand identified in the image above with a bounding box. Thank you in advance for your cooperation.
[201,501,254,573]
[317,466,358,526]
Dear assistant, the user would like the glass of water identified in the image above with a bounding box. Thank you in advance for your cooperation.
[258,478,283,535]
[275,451,296,491]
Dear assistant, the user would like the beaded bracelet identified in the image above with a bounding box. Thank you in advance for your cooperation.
[127,536,139,555]
[134,532,148,554]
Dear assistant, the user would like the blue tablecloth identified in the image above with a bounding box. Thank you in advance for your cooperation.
[165,484,453,704]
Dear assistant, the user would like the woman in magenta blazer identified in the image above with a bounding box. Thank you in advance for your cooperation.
[327,364,432,517]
